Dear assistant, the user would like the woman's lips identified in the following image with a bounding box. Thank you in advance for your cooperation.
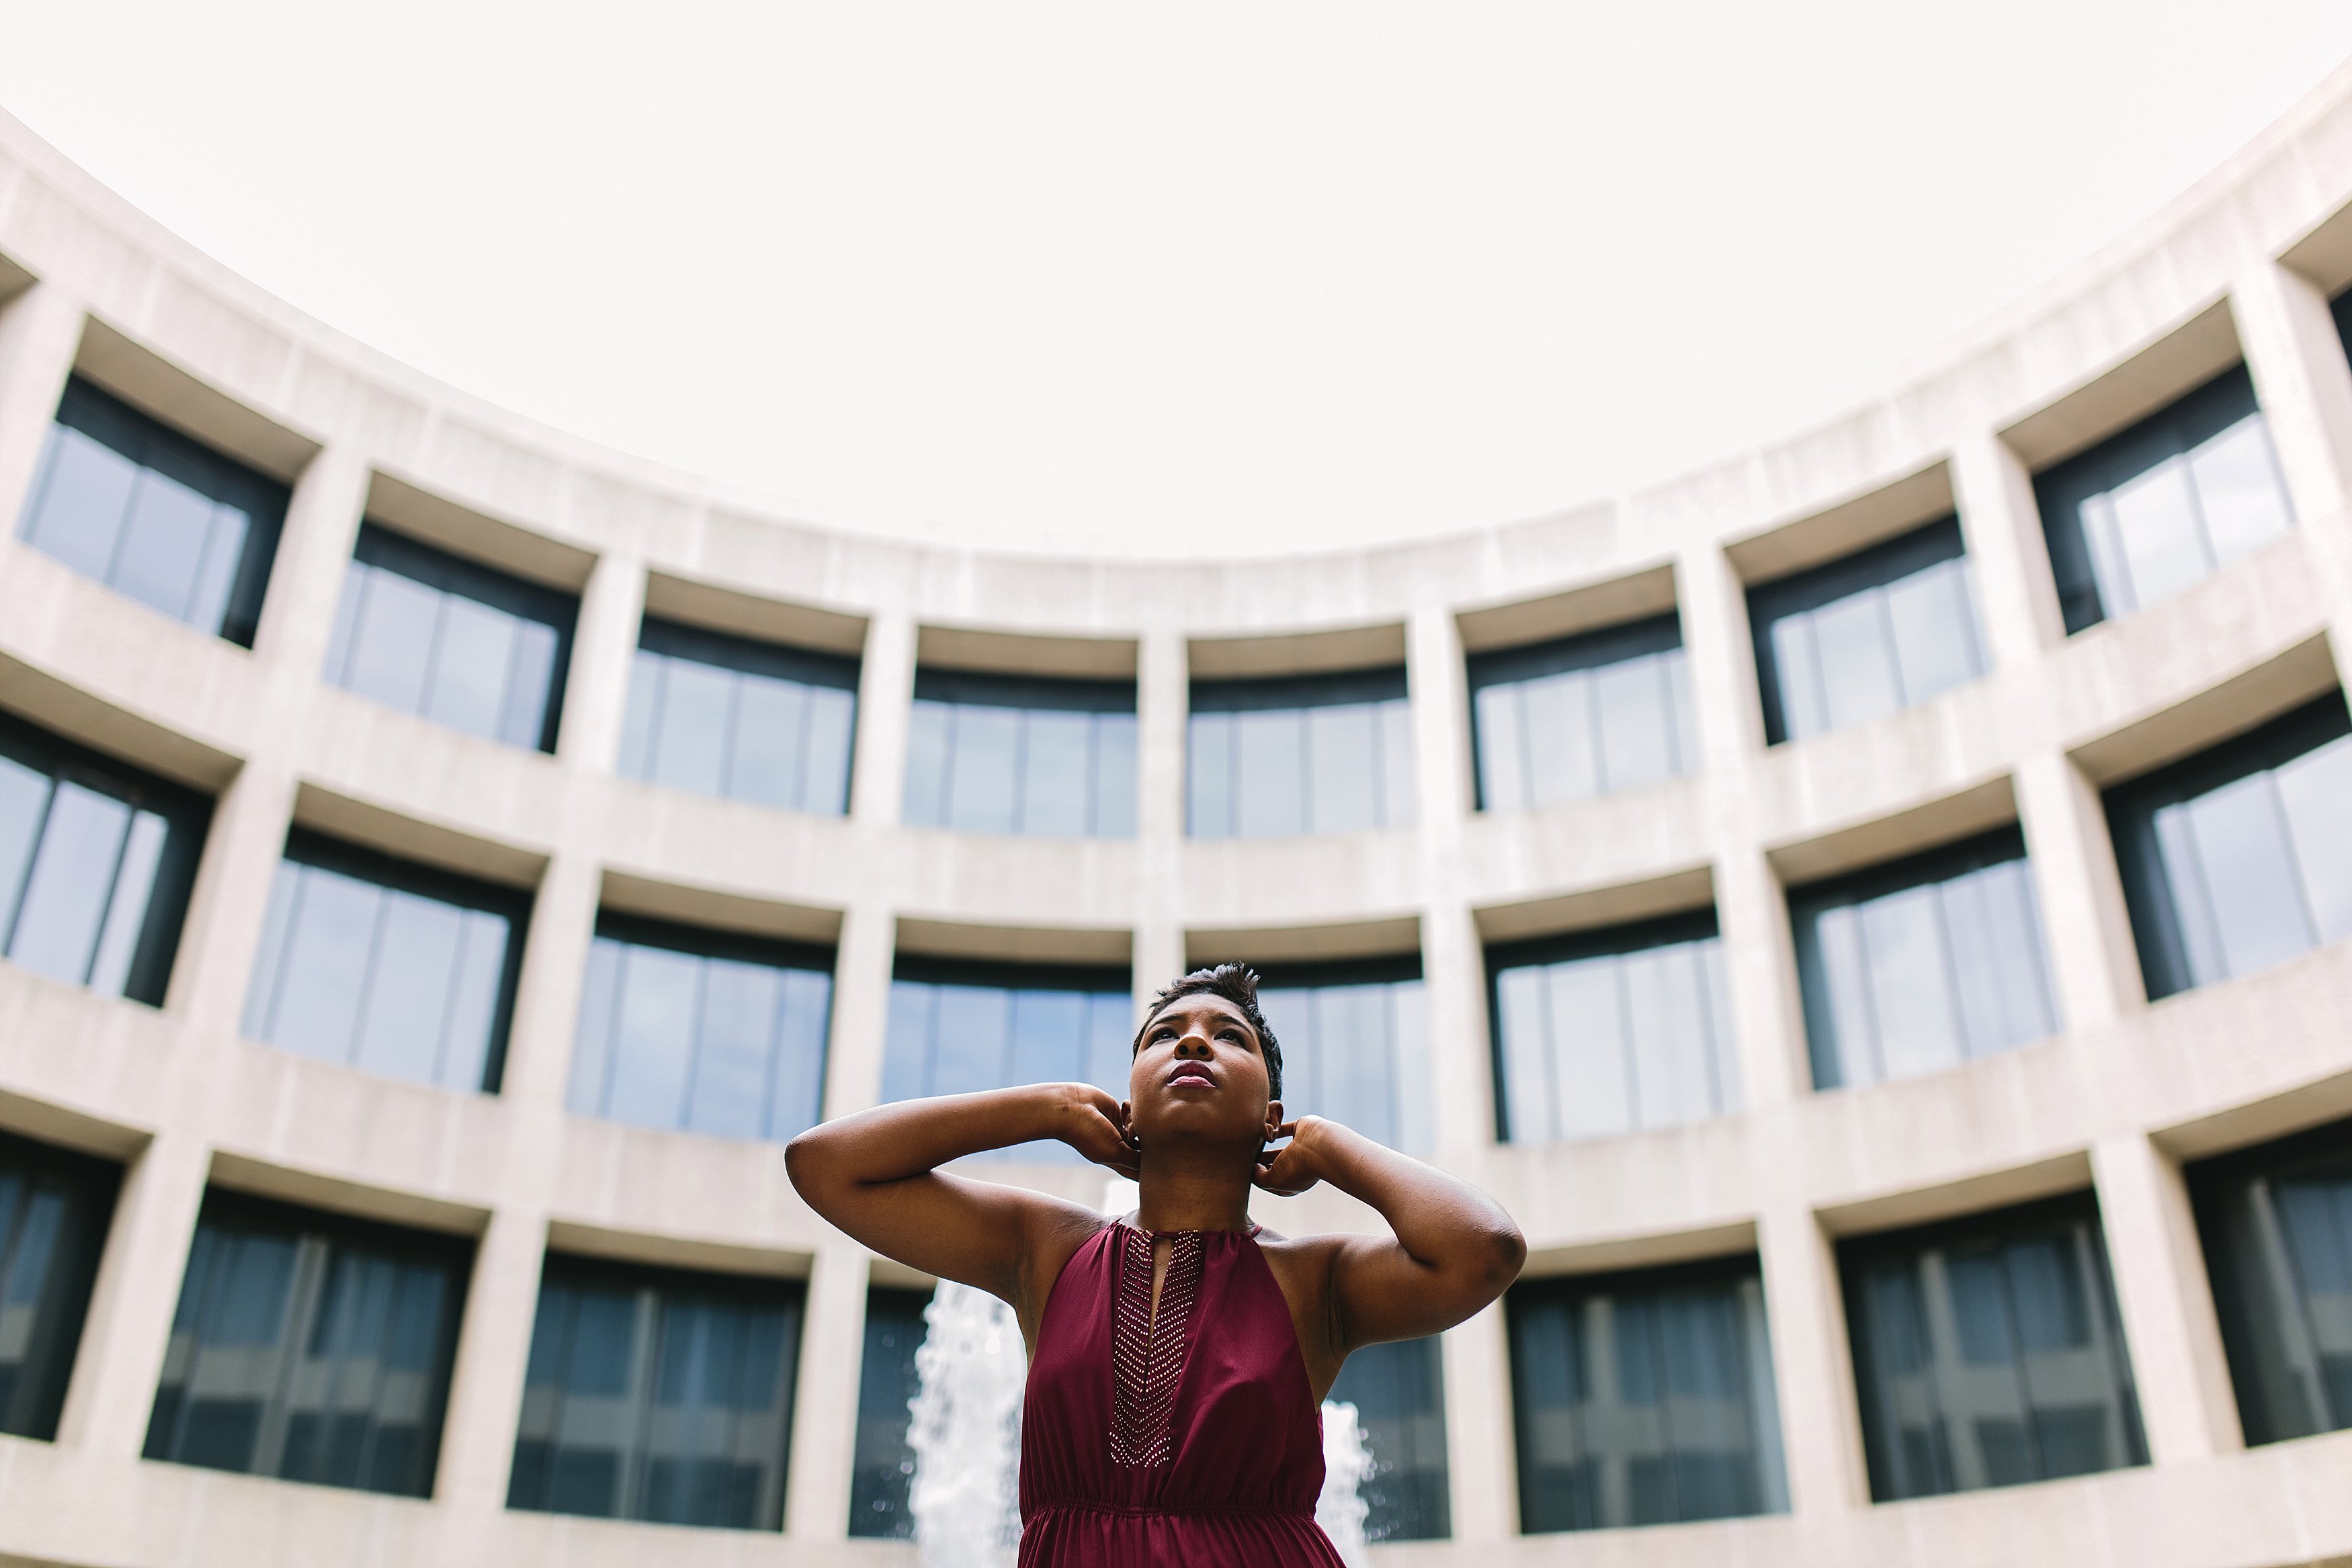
[1167,1065,1216,1087]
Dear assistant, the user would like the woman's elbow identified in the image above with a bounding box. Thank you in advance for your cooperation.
[1482,1221,1527,1293]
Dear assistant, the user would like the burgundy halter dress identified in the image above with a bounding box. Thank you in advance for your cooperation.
[1017,1220,1347,1568]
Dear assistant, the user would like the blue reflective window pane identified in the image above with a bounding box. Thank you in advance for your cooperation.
[1527,672,1603,808]
[112,470,218,623]
[2183,774,2316,979]
[1494,966,1553,1143]
[260,868,380,1062]
[902,702,952,828]
[1812,905,1874,1088]
[1622,945,1714,1128]
[2108,458,2212,610]
[1857,885,1965,1083]
[350,891,464,1088]
[618,656,662,780]
[1474,684,1527,812]
[0,756,50,938]
[2189,417,2293,566]
[569,939,623,1116]
[1379,701,1417,828]
[2275,737,2352,947]
[880,982,933,1105]
[1085,992,1132,1098]
[22,427,138,580]
[650,657,735,799]
[440,913,509,1093]
[1770,617,1829,740]
[1093,713,1137,838]
[1886,561,1980,707]
[1009,990,1085,1086]
[689,959,783,1141]
[1019,710,1092,838]
[801,687,857,816]
[945,707,1018,834]
[343,568,440,717]
[422,589,524,739]
[9,783,132,986]
[1594,658,1673,792]
[1329,1334,1451,1540]
[730,672,808,811]
[771,969,833,1137]
[1234,710,1304,838]
[499,620,560,750]
[1550,959,1630,1139]
[929,985,1011,1098]
[1188,713,1233,836]
[607,947,701,1130]
[1810,591,1904,734]
[1308,705,1379,834]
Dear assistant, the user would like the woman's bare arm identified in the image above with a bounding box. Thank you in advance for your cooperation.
[784,1084,1134,1332]
[1256,1117,1524,1358]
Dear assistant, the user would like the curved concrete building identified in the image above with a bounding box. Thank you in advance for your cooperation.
[2,57,2352,1568]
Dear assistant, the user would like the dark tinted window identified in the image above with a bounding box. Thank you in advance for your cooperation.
[1488,912,1739,1143]
[2034,366,2294,634]
[903,668,1136,838]
[1331,1336,1450,1540]
[0,1131,119,1441]
[144,1190,470,1497]
[620,617,858,816]
[509,1255,803,1531]
[1791,826,2058,1090]
[323,523,577,752]
[0,709,209,1006]
[16,376,288,646]
[568,913,835,1142]
[849,1285,932,1538]
[241,830,529,1094]
[1189,666,1414,838]
[1749,517,1984,744]
[2187,1117,2352,1445]
[1255,955,1431,1154]
[2106,694,2352,1001]
[881,957,1131,1162]
[1508,1256,1788,1532]
[1841,1192,2146,1501]
[1468,614,1695,810]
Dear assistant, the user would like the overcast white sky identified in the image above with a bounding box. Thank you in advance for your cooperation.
[1,2,2348,556]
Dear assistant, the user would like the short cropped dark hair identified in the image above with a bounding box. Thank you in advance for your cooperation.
[1135,963,1284,1101]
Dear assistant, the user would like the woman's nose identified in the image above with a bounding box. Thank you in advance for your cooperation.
[1176,1032,1212,1056]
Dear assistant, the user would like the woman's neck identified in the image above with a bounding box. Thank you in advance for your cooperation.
[1132,1147,1255,1233]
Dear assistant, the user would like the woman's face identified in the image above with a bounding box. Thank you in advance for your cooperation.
[1127,994,1279,1147]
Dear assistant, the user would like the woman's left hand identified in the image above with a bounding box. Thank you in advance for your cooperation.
[1253,1117,1329,1196]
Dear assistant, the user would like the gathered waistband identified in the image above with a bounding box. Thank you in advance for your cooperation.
[1027,1497,1316,1522]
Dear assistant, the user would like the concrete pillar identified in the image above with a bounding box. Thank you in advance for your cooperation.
[1672,545,1765,768]
[51,1127,210,1458]
[247,445,369,675]
[1439,1305,1519,1542]
[848,610,917,828]
[498,851,601,1107]
[2233,259,2352,525]
[1756,1203,1870,1515]
[554,548,646,771]
[1949,429,2066,666]
[0,280,82,548]
[431,1204,550,1511]
[163,757,297,1029]
[1132,628,1189,1012]
[1713,845,1810,1108]
[784,1237,871,1539]
[2014,750,2145,1031]
[2090,1133,2244,1463]
[1406,604,1491,1162]
[822,900,898,1123]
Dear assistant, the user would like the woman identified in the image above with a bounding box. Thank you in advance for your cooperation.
[787,963,1525,1567]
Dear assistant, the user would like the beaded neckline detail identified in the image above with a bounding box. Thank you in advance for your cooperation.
[1107,1224,1209,1467]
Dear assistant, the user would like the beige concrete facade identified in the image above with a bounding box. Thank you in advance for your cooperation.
[4,57,2352,1568]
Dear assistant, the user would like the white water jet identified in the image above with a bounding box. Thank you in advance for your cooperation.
[1316,1399,1374,1567]
[909,1282,1025,1568]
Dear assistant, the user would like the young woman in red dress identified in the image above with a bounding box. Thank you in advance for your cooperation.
[788,963,1526,1567]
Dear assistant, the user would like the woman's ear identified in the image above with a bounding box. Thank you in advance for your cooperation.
[1263,1100,1284,1138]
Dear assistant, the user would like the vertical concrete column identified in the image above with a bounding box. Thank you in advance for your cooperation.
[165,758,297,1028]
[499,852,601,1108]
[1755,1204,1870,1516]
[1949,429,2066,667]
[2014,750,2144,1031]
[1672,544,1765,769]
[2090,1133,2244,1463]
[849,610,918,827]
[0,280,82,548]
[2232,259,2352,525]
[824,900,898,1122]
[1439,1305,1519,1542]
[1132,627,1189,1008]
[784,1237,873,1539]
[248,444,369,675]
[1407,604,1490,1161]
[554,548,646,771]
[52,1127,210,1456]
[432,1204,550,1512]
[1714,846,1809,1108]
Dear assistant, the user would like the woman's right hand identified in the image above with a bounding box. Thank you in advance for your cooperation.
[1049,1082,1140,1178]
